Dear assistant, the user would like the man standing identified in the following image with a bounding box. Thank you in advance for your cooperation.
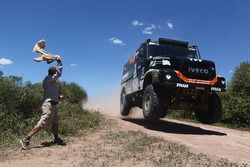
[20,56,65,150]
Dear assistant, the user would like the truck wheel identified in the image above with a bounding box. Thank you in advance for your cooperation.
[195,93,222,124]
[142,85,163,121]
[120,91,131,116]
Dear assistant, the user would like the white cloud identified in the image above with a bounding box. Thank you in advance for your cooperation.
[0,58,13,65]
[142,27,153,35]
[167,22,174,30]
[142,24,157,35]
[229,69,233,73]
[132,20,144,26]
[151,24,156,29]
[109,37,125,46]
[70,63,77,67]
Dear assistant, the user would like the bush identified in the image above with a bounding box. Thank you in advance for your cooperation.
[58,101,102,135]
[59,81,88,104]
[0,73,101,147]
[229,62,250,98]
[0,70,3,79]
[221,61,250,128]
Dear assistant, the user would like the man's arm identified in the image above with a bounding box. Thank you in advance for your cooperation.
[52,58,63,80]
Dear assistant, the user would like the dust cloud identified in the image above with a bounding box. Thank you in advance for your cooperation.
[83,90,143,118]
[83,91,120,117]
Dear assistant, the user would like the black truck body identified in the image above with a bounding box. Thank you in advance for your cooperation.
[120,38,226,123]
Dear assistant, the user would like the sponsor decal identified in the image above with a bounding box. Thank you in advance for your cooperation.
[211,87,221,91]
[162,60,171,66]
[176,83,189,88]
[189,58,202,62]
[122,72,129,80]
[175,70,218,85]
[166,75,171,80]
[188,67,209,74]
[196,86,205,90]
[129,54,136,64]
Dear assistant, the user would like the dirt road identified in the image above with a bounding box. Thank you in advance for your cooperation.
[118,114,250,164]
[0,112,249,167]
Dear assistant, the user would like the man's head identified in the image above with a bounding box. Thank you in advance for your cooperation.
[48,66,57,76]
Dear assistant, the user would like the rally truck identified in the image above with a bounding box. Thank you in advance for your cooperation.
[120,38,226,123]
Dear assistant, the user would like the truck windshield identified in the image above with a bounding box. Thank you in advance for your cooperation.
[149,44,199,59]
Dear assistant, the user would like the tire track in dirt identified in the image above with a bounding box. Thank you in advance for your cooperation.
[115,112,250,165]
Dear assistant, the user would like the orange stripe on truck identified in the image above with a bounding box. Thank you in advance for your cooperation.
[175,70,218,85]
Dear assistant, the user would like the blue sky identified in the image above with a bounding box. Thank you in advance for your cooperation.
[0,0,249,97]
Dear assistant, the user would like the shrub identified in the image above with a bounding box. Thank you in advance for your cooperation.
[229,62,250,98]
[59,81,88,104]
[58,101,102,135]
[221,61,250,128]
[0,73,101,147]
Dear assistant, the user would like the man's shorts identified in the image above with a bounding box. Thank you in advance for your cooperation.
[35,101,58,129]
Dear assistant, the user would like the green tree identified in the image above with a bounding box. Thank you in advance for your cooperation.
[222,61,250,127]
[229,62,250,98]
[8,75,23,86]
[59,81,87,104]
[0,70,3,79]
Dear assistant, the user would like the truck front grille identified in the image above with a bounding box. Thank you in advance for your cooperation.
[180,60,216,80]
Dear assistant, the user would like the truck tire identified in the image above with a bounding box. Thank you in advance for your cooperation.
[195,93,222,124]
[120,91,131,116]
[142,85,164,121]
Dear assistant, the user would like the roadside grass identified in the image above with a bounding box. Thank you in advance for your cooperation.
[79,129,244,167]
[0,103,104,160]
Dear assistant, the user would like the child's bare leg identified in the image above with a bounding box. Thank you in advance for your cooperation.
[34,54,56,63]
[46,55,60,64]
[43,54,56,60]
[33,54,44,62]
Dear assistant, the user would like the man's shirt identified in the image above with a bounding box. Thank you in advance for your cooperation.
[43,62,62,103]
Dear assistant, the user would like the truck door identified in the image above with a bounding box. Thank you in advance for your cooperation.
[133,44,145,92]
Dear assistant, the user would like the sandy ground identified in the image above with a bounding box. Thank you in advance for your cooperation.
[1,113,250,167]
[88,91,250,164]
[118,112,250,164]
[85,93,250,164]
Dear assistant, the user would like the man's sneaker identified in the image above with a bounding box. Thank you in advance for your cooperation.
[52,137,67,145]
[20,139,30,150]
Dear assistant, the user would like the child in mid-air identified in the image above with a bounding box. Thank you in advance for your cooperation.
[33,39,60,64]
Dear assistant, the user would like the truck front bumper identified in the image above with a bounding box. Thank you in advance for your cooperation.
[162,81,225,92]
[159,70,226,92]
